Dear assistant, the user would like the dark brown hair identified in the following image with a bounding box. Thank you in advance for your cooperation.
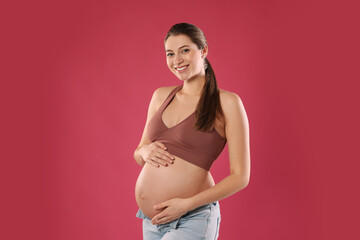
[164,22,224,132]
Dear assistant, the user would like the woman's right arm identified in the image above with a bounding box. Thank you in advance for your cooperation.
[133,88,175,167]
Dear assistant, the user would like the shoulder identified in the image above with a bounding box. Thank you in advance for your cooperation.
[219,88,241,104]
[219,88,243,110]
[218,88,247,122]
[151,85,179,110]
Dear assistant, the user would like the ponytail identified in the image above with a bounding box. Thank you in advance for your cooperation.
[194,57,224,132]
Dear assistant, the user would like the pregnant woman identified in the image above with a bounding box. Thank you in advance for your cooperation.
[134,23,251,239]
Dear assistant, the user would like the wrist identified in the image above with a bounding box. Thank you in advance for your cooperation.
[184,197,196,212]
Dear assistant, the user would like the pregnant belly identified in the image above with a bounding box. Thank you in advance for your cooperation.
[135,155,215,219]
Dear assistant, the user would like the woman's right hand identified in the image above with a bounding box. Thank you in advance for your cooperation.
[139,141,175,168]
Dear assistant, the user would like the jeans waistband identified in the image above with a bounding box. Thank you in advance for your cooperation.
[136,201,219,220]
[183,201,218,217]
[135,201,219,230]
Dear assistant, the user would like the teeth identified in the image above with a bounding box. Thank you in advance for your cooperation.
[177,65,188,70]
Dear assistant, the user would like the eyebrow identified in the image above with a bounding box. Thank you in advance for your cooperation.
[165,45,191,52]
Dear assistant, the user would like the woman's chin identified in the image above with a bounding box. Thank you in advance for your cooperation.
[176,75,191,81]
[173,72,190,80]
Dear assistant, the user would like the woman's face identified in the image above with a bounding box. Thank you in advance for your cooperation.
[164,34,207,81]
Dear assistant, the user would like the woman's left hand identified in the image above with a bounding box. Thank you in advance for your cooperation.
[151,198,192,225]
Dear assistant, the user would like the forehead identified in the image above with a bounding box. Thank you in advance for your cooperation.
[164,34,196,50]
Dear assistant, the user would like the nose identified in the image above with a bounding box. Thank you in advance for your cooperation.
[174,53,183,66]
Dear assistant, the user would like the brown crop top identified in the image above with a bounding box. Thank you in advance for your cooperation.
[146,84,227,171]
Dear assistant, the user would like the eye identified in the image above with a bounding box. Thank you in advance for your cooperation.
[166,53,174,57]
[182,49,190,53]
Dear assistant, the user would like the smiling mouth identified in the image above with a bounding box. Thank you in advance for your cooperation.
[175,65,189,72]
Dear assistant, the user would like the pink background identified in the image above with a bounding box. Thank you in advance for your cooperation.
[1,0,359,239]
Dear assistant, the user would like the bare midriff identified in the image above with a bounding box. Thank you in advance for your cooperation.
[135,154,215,219]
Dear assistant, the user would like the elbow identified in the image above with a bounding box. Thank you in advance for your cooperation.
[243,178,250,188]
[244,174,251,188]
[133,149,145,167]
[133,150,138,160]
[133,151,137,162]
[235,175,249,190]
[240,178,249,190]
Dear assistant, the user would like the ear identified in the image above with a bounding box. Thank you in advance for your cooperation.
[202,45,208,58]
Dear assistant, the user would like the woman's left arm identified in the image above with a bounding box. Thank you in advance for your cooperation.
[151,91,251,224]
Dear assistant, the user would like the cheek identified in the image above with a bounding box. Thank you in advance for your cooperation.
[189,54,201,65]
[166,60,172,69]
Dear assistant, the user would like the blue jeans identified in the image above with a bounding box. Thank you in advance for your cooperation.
[135,201,221,240]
